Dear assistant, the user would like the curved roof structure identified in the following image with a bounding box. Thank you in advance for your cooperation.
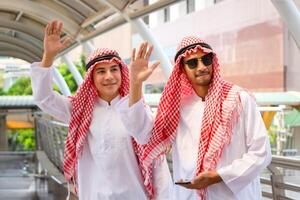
[0,0,179,62]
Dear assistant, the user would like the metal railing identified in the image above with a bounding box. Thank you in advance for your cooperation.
[35,118,300,200]
[262,156,300,200]
[35,118,78,199]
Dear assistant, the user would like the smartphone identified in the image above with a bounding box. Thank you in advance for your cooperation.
[175,181,191,185]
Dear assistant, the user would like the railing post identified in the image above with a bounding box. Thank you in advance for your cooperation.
[268,165,286,200]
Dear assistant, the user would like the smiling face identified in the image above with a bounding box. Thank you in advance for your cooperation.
[92,61,122,102]
[182,50,213,88]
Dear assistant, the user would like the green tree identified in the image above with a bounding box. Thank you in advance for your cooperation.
[7,129,35,151]
[56,56,86,94]
[6,77,32,95]
[0,88,6,95]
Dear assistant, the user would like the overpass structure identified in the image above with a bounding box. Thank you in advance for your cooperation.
[1,0,300,199]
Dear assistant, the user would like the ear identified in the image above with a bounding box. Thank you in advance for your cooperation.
[180,62,187,74]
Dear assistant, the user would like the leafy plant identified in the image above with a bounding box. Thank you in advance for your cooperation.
[6,77,32,96]
[7,129,35,151]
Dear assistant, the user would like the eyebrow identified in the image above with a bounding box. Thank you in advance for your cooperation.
[183,56,199,62]
[110,65,119,68]
[95,65,119,70]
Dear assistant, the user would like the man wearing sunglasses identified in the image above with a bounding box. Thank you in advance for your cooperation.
[127,36,271,200]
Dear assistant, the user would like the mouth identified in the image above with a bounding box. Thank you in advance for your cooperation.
[102,83,117,86]
[195,73,210,78]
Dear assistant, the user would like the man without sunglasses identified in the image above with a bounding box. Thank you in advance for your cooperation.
[30,21,171,200]
[126,36,272,200]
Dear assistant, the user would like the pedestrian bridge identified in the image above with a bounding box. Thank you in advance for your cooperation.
[1,0,300,199]
[1,118,300,200]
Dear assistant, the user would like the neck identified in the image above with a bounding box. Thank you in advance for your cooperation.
[193,85,209,101]
[99,93,118,105]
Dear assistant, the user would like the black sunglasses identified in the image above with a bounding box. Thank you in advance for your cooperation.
[183,53,213,69]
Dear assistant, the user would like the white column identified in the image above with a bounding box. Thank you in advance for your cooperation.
[271,0,300,49]
[131,19,173,77]
[53,67,71,96]
[61,55,83,85]
[83,41,95,56]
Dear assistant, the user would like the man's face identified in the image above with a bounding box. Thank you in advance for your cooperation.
[182,50,213,87]
[92,61,122,102]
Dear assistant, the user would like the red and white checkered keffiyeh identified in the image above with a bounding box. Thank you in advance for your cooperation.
[63,48,155,199]
[142,36,246,199]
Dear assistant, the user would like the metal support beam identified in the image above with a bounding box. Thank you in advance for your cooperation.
[0,42,41,61]
[0,34,43,58]
[132,19,173,76]
[0,1,80,36]
[61,55,83,86]
[271,0,300,49]
[82,41,95,56]
[98,0,173,77]
[11,11,23,37]
[52,68,71,96]
[0,18,44,41]
[0,50,36,63]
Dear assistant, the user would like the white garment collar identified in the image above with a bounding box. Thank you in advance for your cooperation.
[98,95,121,107]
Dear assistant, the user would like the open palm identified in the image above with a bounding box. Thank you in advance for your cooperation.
[44,21,70,58]
[130,42,160,83]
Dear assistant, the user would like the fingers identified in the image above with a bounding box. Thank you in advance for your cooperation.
[57,22,63,36]
[150,61,160,72]
[141,42,148,58]
[137,41,153,59]
[142,61,160,81]
[131,48,136,62]
[145,45,153,61]
[47,22,52,35]
[45,23,50,36]
[137,42,145,59]
[51,20,57,35]
[62,37,72,48]
[45,20,63,36]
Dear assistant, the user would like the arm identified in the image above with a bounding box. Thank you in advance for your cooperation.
[118,42,159,143]
[216,92,272,194]
[118,96,154,144]
[31,62,71,124]
[31,20,72,123]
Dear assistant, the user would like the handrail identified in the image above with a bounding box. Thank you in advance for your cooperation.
[270,155,300,170]
[35,118,300,200]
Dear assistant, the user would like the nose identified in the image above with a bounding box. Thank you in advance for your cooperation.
[196,59,206,70]
[104,71,113,80]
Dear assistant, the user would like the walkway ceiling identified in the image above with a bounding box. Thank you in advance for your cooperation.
[0,0,180,63]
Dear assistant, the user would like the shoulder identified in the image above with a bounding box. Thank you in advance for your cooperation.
[233,86,257,112]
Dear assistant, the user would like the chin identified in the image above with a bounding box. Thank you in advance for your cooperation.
[196,80,211,86]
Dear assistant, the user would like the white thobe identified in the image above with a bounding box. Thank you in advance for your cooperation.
[30,63,171,200]
[124,90,272,200]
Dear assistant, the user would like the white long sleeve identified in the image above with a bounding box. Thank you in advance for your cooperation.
[30,62,71,124]
[117,97,154,144]
[117,97,172,199]
[217,92,272,194]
